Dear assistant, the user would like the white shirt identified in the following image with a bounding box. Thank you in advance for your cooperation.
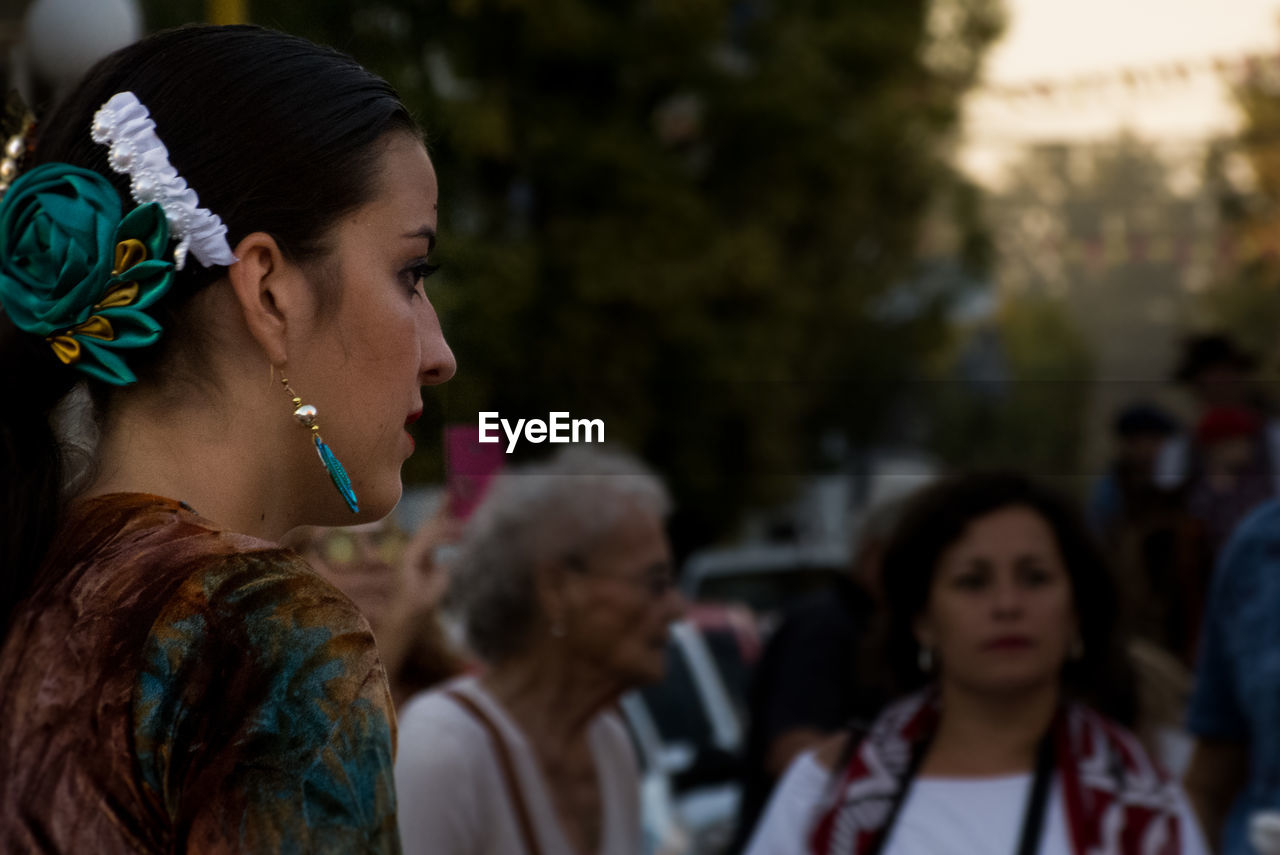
[745,750,1211,855]
[395,675,642,855]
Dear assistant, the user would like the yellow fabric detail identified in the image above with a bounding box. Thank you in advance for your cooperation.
[45,315,117,366]
[73,315,115,341]
[48,336,81,365]
[96,282,139,310]
[112,239,148,276]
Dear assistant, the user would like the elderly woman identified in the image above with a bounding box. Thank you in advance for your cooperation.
[395,447,684,855]
[746,471,1208,855]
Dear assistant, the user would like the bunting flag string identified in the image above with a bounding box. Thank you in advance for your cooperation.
[976,50,1280,103]
[995,229,1280,272]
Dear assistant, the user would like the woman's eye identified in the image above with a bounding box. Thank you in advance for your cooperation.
[404,260,440,296]
[1016,559,1052,586]
[1021,568,1051,586]
[954,574,986,590]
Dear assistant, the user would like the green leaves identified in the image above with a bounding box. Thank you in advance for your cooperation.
[141,1,1001,541]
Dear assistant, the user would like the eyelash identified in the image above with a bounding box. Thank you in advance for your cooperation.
[953,567,1051,590]
[405,260,441,295]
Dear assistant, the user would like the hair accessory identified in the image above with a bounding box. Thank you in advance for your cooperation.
[90,92,237,271]
[0,165,175,385]
[280,374,359,514]
[0,90,235,385]
[0,91,36,200]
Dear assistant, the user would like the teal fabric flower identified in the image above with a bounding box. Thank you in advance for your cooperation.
[0,163,175,385]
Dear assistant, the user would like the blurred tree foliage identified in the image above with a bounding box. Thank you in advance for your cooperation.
[1200,77,1280,365]
[930,294,1093,479]
[938,138,1212,483]
[143,0,1003,547]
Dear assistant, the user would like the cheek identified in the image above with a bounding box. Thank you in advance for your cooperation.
[613,598,658,640]
[926,595,982,646]
[587,596,662,657]
[579,589,639,631]
[345,309,420,406]
[1033,589,1077,642]
[344,286,419,362]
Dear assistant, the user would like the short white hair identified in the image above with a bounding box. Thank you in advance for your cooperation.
[447,447,671,664]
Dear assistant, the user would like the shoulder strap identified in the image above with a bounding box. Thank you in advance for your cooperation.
[445,688,545,855]
[864,730,933,855]
[1016,730,1055,855]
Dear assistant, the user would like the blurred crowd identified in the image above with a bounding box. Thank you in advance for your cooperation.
[297,330,1280,855]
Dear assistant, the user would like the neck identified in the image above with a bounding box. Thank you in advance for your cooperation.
[923,678,1059,777]
[82,382,298,541]
[481,644,624,752]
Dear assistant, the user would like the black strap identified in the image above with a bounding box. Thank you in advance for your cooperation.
[864,731,934,855]
[1015,730,1056,855]
[864,728,1055,855]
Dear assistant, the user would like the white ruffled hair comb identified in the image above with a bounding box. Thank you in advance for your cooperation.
[90,91,237,271]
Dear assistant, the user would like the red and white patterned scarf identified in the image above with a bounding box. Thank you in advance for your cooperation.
[808,692,1184,855]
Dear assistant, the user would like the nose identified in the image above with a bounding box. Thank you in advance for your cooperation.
[991,577,1025,617]
[419,308,457,386]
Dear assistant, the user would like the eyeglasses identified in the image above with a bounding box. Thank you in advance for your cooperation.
[564,554,678,599]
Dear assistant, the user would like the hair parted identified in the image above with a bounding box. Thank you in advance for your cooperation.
[0,24,419,636]
[447,447,672,665]
[877,469,1137,725]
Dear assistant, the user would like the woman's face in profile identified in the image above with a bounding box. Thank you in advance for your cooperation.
[294,132,457,522]
[914,505,1077,697]
[562,506,683,686]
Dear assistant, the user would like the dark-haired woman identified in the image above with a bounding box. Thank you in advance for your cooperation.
[745,471,1208,855]
[0,25,454,853]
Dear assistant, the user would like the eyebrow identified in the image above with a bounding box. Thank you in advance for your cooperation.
[404,227,437,253]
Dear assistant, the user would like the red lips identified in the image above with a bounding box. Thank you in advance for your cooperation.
[983,635,1033,651]
[405,410,422,427]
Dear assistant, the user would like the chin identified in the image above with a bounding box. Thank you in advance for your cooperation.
[350,475,403,521]
[972,667,1061,698]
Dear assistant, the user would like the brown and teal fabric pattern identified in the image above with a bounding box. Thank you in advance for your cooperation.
[0,493,401,853]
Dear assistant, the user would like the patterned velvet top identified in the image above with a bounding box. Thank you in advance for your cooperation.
[0,493,401,854]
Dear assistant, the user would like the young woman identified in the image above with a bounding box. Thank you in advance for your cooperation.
[0,25,454,852]
[746,471,1208,855]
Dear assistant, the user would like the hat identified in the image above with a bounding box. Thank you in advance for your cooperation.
[1174,334,1257,384]
[1113,403,1178,439]
[1196,406,1262,444]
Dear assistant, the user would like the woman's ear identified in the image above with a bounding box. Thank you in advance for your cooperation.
[225,231,315,367]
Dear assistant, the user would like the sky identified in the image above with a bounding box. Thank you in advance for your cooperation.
[961,0,1280,186]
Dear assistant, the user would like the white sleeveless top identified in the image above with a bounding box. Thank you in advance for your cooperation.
[746,750,1210,855]
[395,675,642,855]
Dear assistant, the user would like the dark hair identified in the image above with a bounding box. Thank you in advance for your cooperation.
[1173,332,1256,384]
[0,25,417,635]
[1113,402,1178,439]
[877,470,1137,725]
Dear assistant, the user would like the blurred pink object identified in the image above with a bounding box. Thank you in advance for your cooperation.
[445,423,505,521]
[687,601,763,665]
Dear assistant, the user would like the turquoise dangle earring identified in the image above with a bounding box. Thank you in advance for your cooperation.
[280,375,359,514]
